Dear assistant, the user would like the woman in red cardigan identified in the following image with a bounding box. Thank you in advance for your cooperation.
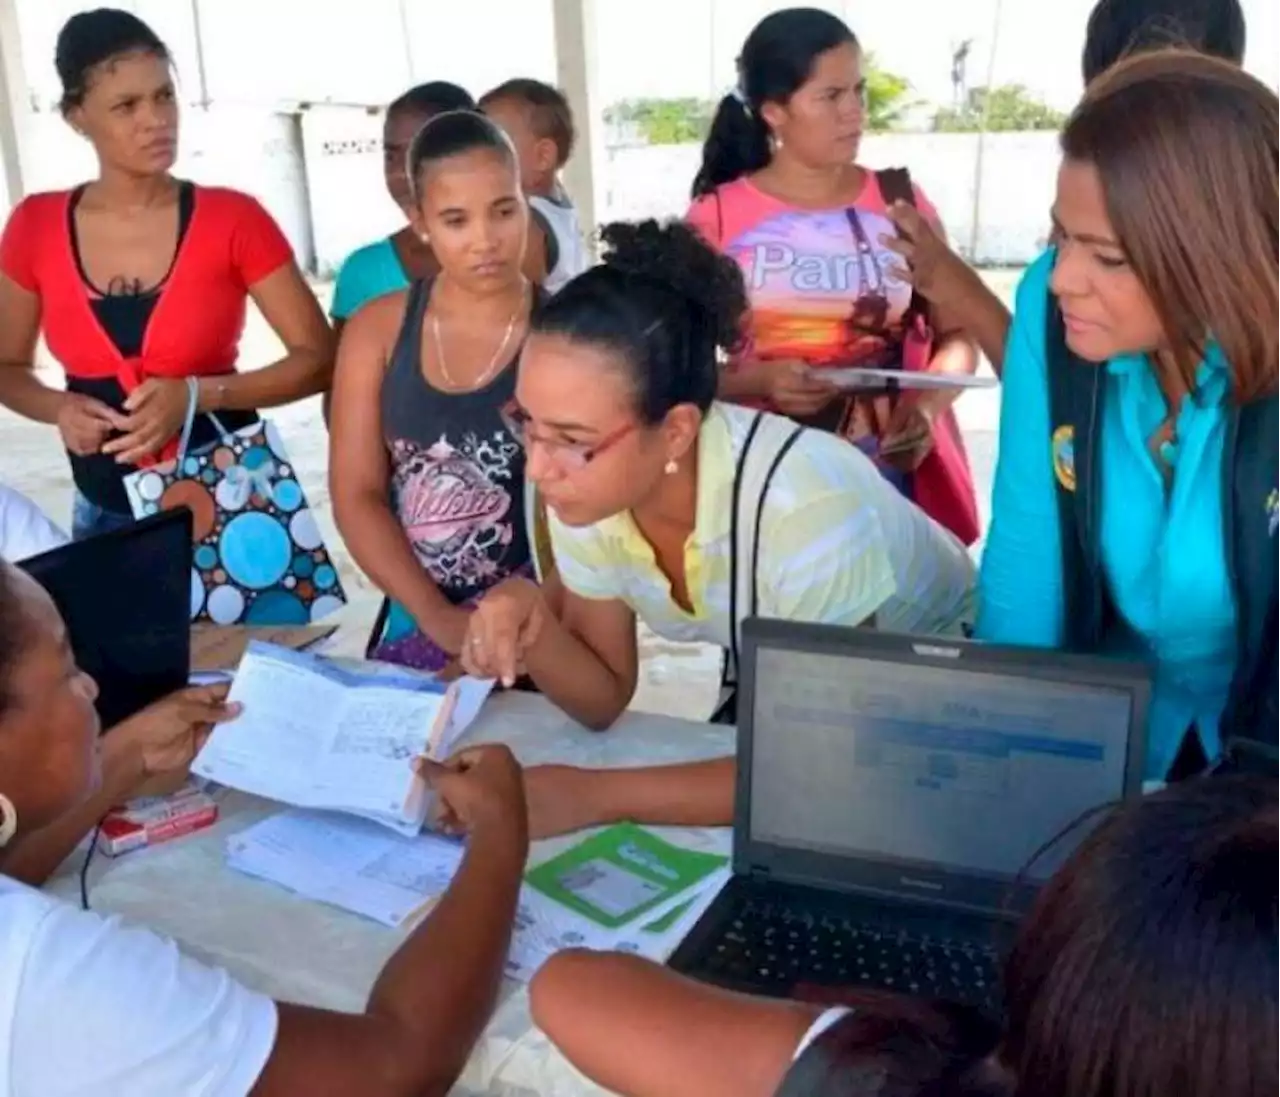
[0,9,332,539]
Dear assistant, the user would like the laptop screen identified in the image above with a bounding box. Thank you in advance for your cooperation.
[747,644,1136,886]
[20,510,192,730]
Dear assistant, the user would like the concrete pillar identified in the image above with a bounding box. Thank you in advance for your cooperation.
[552,0,601,256]
[0,0,29,213]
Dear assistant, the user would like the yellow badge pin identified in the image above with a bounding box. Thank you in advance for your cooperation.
[1052,425,1076,492]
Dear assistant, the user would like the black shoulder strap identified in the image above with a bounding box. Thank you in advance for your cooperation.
[365,597,391,658]
[1044,299,1107,651]
[876,167,928,323]
[529,204,560,278]
[1221,393,1279,759]
[726,413,763,689]
[725,413,804,686]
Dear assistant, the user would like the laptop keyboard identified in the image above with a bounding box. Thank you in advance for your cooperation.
[698,896,1002,1013]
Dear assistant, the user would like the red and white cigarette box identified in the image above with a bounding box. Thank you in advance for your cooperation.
[100,783,219,858]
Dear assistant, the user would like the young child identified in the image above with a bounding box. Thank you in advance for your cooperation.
[480,78,588,293]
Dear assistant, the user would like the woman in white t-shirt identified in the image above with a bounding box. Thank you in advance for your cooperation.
[0,559,530,1097]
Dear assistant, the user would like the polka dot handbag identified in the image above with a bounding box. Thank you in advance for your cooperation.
[123,378,347,625]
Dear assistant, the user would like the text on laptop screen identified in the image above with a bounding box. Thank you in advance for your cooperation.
[748,646,1133,883]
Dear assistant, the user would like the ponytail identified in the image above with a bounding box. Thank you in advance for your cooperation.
[691,92,773,198]
[691,7,857,199]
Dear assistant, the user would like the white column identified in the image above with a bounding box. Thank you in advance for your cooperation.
[552,0,601,254]
[0,0,29,213]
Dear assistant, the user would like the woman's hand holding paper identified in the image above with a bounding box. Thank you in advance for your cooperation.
[416,744,527,843]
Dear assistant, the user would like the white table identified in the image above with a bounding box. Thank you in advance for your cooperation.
[48,691,735,1097]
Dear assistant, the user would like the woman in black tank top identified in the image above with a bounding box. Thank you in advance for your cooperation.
[330,110,542,675]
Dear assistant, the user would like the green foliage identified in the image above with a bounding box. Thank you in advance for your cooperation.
[603,55,917,145]
[604,98,717,145]
[862,53,917,132]
[933,84,1066,133]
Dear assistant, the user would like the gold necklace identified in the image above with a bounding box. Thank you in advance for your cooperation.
[431,281,528,392]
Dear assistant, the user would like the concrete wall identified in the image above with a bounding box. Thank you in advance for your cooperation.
[21,107,317,269]
[12,100,1061,274]
[602,131,1061,266]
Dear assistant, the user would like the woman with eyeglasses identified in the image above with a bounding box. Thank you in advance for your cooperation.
[330,110,552,675]
[450,218,973,833]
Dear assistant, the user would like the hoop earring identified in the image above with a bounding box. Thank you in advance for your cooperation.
[0,792,17,848]
[664,459,678,475]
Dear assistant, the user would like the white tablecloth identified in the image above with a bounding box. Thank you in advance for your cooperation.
[47,691,735,1097]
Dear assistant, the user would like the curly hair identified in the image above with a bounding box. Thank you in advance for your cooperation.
[531,218,748,423]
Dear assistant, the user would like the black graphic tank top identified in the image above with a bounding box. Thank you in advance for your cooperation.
[372,279,532,671]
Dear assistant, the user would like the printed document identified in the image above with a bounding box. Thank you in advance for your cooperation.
[225,811,730,980]
[193,642,493,834]
[227,809,465,927]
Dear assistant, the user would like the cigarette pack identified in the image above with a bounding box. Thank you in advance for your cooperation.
[100,783,219,858]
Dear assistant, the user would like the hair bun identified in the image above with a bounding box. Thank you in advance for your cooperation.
[598,219,747,355]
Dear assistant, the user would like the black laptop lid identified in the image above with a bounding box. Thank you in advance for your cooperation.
[20,508,192,730]
[734,620,1150,917]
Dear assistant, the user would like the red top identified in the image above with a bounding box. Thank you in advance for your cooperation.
[0,186,294,498]
[0,185,292,386]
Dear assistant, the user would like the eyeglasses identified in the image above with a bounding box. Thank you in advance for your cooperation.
[500,400,637,472]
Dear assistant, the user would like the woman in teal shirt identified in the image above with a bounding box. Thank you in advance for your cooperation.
[977,51,1277,781]
[332,82,549,331]
[330,82,475,329]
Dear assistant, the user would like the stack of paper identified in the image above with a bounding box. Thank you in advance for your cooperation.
[225,811,729,978]
[193,642,493,835]
[227,809,465,927]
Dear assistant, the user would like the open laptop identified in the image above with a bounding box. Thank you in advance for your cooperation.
[668,619,1150,1015]
[20,508,193,730]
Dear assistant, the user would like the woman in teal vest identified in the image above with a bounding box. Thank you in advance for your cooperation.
[977,52,1277,782]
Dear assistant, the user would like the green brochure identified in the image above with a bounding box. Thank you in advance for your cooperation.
[525,823,728,931]
[640,895,699,934]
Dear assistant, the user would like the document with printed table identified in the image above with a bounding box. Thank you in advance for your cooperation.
[192,642,493,835]
[227,809,465,927]
[223,811,730,979]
